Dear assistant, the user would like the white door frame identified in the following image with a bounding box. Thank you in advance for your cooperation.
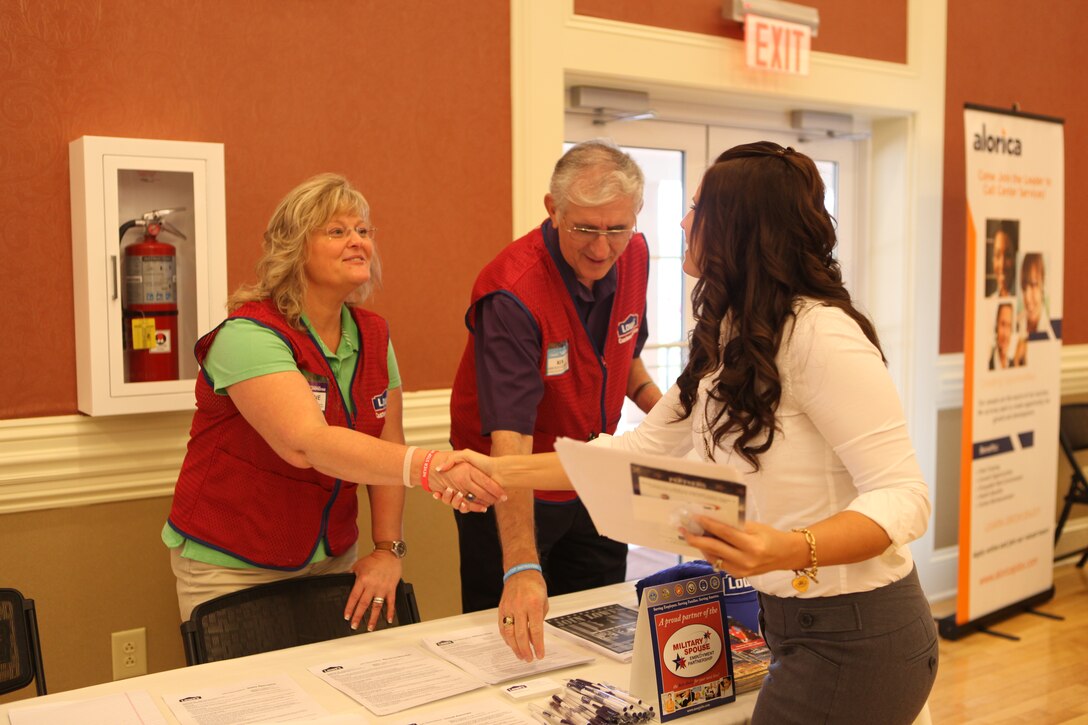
[511,0,951,598]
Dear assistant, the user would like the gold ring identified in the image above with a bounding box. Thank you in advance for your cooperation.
[713,558,723,571]
[502,615,515,626]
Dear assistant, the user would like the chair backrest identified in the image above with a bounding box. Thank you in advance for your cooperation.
[1057,398,1088,476]
[1060,403,1088,472]
[180,575,420,665]
[0,588,47,696]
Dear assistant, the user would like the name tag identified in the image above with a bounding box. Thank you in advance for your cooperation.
[546,341,570,377]
[309,380,328,412]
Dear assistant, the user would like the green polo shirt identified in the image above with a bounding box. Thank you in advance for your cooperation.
[162,306,401,568]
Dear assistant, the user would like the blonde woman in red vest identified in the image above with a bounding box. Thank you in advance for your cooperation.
[443,144,936,724]
[164,173,504,631]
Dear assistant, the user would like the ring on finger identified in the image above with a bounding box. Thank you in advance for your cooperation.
[713,558,723,571]
[371,596,385,605]
[502,615,515,626]
[464,492,476,502]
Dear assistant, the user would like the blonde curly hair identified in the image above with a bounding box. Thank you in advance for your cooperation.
[229,173,382,328]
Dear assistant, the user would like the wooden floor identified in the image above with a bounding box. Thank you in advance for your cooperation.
[928,561,1088,724]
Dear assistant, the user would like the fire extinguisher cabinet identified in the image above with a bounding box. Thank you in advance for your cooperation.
[70,136,227,416]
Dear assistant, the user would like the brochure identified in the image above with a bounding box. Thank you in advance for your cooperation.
[545,603,638,662]
[630,572,736,721]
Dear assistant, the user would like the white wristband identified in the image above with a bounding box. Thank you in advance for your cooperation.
[402,446,418,488]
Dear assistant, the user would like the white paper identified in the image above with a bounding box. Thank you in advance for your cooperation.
[554,437,746,556]
[162,674,327,725]
[308,647,485,716]
[7,691,167,725]
[391,699,538,724]
[421,627,593,685]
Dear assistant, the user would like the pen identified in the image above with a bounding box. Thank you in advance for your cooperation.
[555,692,613,724]
[599,681,644,706]
[548,698,597,725]
[570,681,631,713]
[527,709,552,725]
[530,703,576,725]
[562,688,622,721]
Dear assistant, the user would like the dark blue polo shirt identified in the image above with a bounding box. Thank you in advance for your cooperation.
[474,220,649,436]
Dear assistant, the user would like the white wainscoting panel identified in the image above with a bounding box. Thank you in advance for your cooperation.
[0,389,454,515]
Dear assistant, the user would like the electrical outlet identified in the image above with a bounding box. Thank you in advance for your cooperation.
[111,627,147,680]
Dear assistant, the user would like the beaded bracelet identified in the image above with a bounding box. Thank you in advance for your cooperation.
[503,563,543,583]
[419,449,438,492]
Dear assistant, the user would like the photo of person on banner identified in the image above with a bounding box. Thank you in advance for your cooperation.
[989,302,1021,370]
[1018,252,1052,341]
[985,220,1018,297]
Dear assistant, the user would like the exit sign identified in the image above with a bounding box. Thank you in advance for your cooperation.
[744,13,811,75]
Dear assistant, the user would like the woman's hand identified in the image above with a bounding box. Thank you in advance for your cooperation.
[344,550,403,631]
[426,450,506,513]
[680,516,798,578]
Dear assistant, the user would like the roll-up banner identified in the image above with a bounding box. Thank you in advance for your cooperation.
[940,104,1065,639]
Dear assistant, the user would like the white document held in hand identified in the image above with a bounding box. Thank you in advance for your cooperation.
[553,437,747,557]
[420,627,593,684]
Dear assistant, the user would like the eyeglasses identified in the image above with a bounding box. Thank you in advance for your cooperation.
[565,225,635,244]
[325,225,376,241]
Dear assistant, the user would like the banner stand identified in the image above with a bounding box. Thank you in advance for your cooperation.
[936,586,1055,641]
[942,102,1066,642]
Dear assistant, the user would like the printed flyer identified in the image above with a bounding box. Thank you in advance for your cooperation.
[643,573,734,721]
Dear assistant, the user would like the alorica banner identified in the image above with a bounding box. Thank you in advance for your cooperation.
[958,106,1064,625]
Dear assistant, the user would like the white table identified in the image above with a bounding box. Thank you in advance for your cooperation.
[1,582,756,724]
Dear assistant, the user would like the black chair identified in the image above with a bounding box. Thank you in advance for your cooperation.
[1055,402,1088,568]
[0,588,47,696]
[180,575,420,665]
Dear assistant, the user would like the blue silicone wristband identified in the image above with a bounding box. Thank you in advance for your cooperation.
[503,563,543,583]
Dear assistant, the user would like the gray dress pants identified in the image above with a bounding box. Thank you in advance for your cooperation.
[753,567,938,725]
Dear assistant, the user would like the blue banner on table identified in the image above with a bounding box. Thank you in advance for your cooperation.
[633,572,734,720]
[953,104,1064,632]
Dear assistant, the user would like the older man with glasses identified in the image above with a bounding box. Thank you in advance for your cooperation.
[449,140,663,661]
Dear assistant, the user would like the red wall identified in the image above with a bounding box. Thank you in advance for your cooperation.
[575,0,907,63]
[0,1,511,418]
[941,1,1087,352]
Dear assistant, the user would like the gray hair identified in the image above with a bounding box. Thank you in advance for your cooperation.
[549,139,644,212]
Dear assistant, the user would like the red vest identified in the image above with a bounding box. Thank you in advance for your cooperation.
[449,224,649,502]
[168,299,389,570]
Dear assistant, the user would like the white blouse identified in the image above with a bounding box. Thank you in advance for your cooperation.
[604,299,930,597]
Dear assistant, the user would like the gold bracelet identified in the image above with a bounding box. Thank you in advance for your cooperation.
[790,527,818,593]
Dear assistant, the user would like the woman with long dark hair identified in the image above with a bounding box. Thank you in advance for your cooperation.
[451,142,937,723]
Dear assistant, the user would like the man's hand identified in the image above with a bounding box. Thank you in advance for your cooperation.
[497,569,549,661]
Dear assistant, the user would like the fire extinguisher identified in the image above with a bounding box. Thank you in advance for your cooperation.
[119,208,187,382]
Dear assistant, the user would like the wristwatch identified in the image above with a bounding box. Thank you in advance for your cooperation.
[373,540,408,558]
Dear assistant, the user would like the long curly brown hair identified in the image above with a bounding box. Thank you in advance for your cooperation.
[676,141,883,470]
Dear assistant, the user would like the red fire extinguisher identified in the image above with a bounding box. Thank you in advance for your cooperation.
[120,208,186,382]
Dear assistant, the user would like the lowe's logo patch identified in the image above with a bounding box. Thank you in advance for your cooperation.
[372,389,388,418]
[617,313,640,344]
